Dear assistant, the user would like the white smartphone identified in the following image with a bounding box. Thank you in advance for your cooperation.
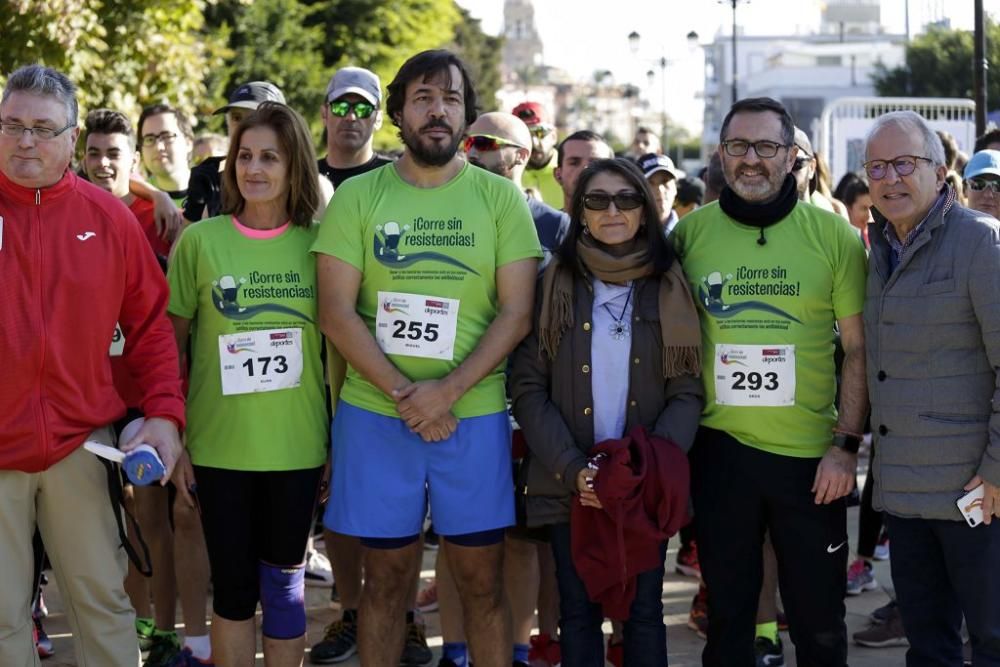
[957,484,985,528]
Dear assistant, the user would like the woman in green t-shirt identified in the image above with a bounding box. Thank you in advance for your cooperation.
[167,102,328,667]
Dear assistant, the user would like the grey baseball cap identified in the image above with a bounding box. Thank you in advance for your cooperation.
[213,81,286,115]
[326,67,382,106]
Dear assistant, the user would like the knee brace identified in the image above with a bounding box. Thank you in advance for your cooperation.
[258,562,305,639]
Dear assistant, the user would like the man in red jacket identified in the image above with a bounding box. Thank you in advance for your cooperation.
[0,64,185,667]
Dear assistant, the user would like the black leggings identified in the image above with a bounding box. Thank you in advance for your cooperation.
[193,465,323,621]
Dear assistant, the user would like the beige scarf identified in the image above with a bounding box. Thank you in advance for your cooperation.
[538,235,701,378]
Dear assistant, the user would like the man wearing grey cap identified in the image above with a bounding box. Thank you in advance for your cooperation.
[318,66,393,190]
[637,152,681,234]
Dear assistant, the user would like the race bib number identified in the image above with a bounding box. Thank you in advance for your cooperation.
[218,328,303,396]
[375,291,459,361]
[110,322,125,357]
[714,344,795,407]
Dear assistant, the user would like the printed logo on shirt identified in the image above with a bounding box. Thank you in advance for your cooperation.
[373,218,480,275]
[77,231,97,241]
[697,268,801,327]
[212,272,314,322]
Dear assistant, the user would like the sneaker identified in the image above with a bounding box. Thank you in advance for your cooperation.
[164,648,215,666]
[606,637,623,667]
[305,548,335,588]
[136,617,157,652]
[869,599,897,625]
[144,632,182,667]
[528,632,561,667]
[846,559,879,595]
[675,540,701,578]
[687,586,708,639]
[34,616,54,659]
[753,636,785,667]
[310,616,358,664]
[873,532,890,561]
[33,590,48,619]
[416,581,439,613]
[400,621,433,666]
[854,604,908,647]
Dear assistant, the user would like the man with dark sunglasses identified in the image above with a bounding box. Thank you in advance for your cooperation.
[464,111,569,271]
[512,101,562,207]
[318,67,393,190]
[673,97,868,667]
[963,149,1000,220]
[863,111,1000,665]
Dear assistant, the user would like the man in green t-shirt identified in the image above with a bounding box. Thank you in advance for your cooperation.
[313,50,540,667]
[672,97,868,667]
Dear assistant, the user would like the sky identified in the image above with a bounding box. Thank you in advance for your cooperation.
[456,0,1000,132]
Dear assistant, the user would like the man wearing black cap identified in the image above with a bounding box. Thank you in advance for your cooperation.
[672,97,868,667]
[637,152,681,234]
[318,67,393,190]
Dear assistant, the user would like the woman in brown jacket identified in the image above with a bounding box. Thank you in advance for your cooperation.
[509,158,704,666]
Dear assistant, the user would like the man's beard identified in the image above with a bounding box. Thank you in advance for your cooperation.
[724,159,787,203]
[528,147,553,169]
[469,156,514,180]
[401,118,463,167]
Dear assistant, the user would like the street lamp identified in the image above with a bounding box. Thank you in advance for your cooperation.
[722,0,750,104]
[627,31,700,158]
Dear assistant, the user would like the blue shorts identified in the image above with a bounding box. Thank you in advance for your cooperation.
[325,401,514,539]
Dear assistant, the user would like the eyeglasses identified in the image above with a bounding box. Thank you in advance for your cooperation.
[966,178,1000,193]
[792,157,811,172]
[529,125,554,139]
[140,131,178,148]
[0,121,75,141]
[721,139,788,158]
[328,100,377,119]
[463,134,523,153]
[583,192,644,211]
[863,155,931,180]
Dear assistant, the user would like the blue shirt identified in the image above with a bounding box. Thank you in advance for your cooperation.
[591,279,634,444]
[883,191,946,273]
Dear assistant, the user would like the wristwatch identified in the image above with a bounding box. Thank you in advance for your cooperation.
[831,433,861,454]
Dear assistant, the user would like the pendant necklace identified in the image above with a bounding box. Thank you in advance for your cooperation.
[603,283,634,341]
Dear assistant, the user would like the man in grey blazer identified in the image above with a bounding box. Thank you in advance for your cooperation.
[864,110,1000,665]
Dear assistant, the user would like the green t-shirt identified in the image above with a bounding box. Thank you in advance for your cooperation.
[673,201,867,457]
[311,162,542,418]
[167,215,328,471]
[523,156,563,209]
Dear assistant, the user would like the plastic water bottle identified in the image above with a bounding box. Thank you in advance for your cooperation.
[119,418,166,486]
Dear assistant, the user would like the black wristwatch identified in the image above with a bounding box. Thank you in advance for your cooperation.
[831,433,861,454]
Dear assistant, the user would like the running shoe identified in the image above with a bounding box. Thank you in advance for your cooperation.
[34,615,54,659]
[310,614,358,664]
[415,581,439,613]
[846,558,879,595]
[305,548,335,588]
[873,531,890,561]
[164,647,215,666]
[675,540,701,578]
[136,617,157,652]
[753,636,785,667]
[870,599,897,625]
[853,606,908,647]
[143,632,181,667]
[687,586,709,639]
[400,621,433,666]
[527,632,561,667]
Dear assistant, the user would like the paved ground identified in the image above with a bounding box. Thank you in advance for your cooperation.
[38,504,906,666]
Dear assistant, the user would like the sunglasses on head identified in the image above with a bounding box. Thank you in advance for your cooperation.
[529,125,554,139]
[583,192,644,211]
[463,134,523,153]
[328,100,377,119]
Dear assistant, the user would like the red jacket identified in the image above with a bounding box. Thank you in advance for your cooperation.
[570,426,690,620]
[0,169,185,472]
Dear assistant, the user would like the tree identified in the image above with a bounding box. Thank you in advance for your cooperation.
[0,0,225,124]
[872,21,1000,105]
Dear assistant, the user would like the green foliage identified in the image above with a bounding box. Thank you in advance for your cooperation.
[872,21,1000,103]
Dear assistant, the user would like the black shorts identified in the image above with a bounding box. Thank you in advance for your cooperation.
[193,465,323,620]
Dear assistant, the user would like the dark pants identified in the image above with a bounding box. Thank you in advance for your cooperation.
[886,514,1000,666]
[549,522,667,667]
[690,427,848,667]
[857,441,884,558]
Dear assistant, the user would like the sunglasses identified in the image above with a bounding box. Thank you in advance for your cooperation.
[463,134,523,153]
[529,125,554,139]
[583,192,644,211]
[967,178,1000,193]
[863,155,931,180]
[328,100,377,119]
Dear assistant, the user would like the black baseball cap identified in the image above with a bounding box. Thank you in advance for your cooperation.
[213,81,286,115]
